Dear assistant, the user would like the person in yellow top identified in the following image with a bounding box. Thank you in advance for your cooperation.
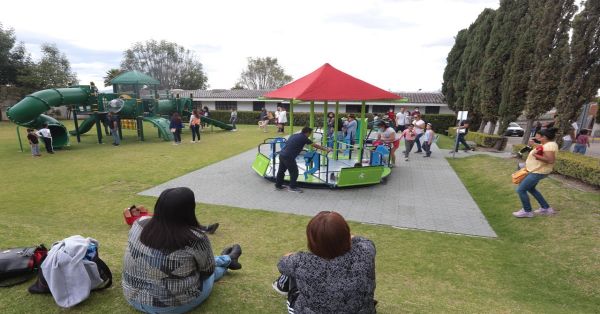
[513,128,558,218]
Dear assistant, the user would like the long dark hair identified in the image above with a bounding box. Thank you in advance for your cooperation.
[139,187,202,251]
[171,112,182,124]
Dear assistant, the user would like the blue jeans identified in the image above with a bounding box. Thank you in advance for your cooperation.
[516,173,549,212]
[128,255,231,314]
[414,133,423,152]
[111,128,120,145]
[573,144,587,155]
[454,133,470,152]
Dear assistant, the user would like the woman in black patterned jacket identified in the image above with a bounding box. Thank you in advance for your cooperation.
[274,211,377,313]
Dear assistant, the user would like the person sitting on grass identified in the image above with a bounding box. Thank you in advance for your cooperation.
[122,187,240,314]
[123,204,219,233]
[272,211,377,314]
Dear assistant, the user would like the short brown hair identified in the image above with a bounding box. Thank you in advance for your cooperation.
[306,211,351,259]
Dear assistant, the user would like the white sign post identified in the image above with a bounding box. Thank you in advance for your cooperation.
[453,111,469,158]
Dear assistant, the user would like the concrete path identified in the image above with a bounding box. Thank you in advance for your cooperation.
[139,143,497,238]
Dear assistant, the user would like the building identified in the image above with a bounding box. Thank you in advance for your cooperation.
[176,89,452,114]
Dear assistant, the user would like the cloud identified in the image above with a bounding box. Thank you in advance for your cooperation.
[327,9,417,30]
[422,37,455,48]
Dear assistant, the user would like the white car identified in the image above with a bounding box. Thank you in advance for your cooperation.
[504,122,524,137]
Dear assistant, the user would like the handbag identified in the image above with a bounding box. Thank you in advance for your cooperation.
[511,168,529,184]
[0,245,47,287]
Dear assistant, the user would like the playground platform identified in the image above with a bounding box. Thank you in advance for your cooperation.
[139,143,497,238]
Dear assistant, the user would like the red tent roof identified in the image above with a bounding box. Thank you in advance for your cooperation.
[264,63,402,102]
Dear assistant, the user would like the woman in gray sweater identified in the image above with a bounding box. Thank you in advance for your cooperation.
[274,211,377,313]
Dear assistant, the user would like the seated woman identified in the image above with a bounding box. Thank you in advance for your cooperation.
[122,187,242,313]
[123,204,220,234]
[273,211,377,314]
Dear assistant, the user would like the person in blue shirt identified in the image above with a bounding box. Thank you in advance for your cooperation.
[276,127,332,193]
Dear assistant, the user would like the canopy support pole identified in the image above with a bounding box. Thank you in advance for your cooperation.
[289,99,294,134]
[309,101,314,144]
[334,101,339,160]
[322,101,328,164]
[358,101,366,163]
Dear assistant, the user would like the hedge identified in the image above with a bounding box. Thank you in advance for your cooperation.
[447,128,508,150]
[512,144,600,187]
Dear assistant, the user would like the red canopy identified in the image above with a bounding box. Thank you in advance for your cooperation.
[264,63,402,102]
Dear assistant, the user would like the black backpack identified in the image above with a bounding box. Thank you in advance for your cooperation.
[0,245,48,287]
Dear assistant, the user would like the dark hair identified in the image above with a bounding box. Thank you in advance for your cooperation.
[306,211,351,259]
[579,129,588,135]
[377,121,387,127]
[139,187,202,252]
[26,128,33,132]
[327,112,334,118]
[171,112,181,123]
[192,109,200,118]
[538,127,557,140]
[42,123,48,128]
[301,126,313,134]
[348,114,355,119]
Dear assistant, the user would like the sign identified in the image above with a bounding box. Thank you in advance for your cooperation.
[457,111,468,121]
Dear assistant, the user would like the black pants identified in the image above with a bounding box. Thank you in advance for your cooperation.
[454,134,471,152]
[42,137,53,153]
[422,141,431,156]
[395,125,406,132]
[173,129,181,143]
[191,125,200,141]
[276,155,299,188]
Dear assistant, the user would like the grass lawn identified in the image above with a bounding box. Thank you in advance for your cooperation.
[435,134,456,150]
[0,121,598,313]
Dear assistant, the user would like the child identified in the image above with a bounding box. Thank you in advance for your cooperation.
[573,129,590,155]
[27,128,42,157]
[123,205,152,226]
[230,108,238,131]
[397,124,417,161]
[36,123,54,154]
[189,109,202,143]
[170,112,184,145]
[422,123,435,157]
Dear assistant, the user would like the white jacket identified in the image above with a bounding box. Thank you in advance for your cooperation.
[41,235,104,308]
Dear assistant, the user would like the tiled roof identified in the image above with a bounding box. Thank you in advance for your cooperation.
[181,89,446,104]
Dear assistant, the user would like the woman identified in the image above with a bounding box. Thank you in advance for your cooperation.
[189,109,201,143]
[122,187,242,313]
[258,108,269,132]
[276,106,287,133]
[513,128,558,218]
[273,211,376,313]
[170,112,183,145]
[376,120,399,165]
[326,112,335,146]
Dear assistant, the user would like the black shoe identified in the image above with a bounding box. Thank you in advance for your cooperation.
[275,185,287,191]
[287,187,303,193]
[205,223,219,234]
[415,151,422,153]
[221,244,242,270]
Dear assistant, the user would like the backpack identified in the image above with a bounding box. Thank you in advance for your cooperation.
[0,245,48,287]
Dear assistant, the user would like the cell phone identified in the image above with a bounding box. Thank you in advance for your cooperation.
[532,139,541,144]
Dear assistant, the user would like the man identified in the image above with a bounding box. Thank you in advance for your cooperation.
[453,120,472,152]
[107,111,120,146]
[376,121,399,165]
[395,107,410,132]
[36,123,54,154]
[275,127,332,193]
[412,113,426,153]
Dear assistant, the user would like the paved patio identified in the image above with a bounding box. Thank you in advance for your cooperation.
[139,143,497,238]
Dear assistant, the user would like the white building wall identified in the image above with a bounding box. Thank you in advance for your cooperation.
[237,101,253,111]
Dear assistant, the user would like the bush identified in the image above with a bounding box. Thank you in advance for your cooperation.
[512,144,600,187]
[421,114,455,134]
[448,128,507,150]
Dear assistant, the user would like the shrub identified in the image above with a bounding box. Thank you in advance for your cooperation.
[512,144,600,187]
[209,110,381,127]
[448,128,507,150]
[421,114,455,134]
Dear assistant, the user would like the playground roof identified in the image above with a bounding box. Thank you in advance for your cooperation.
[111,70,160,85]
[264,63,402,102]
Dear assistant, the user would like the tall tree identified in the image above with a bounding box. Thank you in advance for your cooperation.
[103,68,121,87]
[555,0,600,133]
[442,29,468,112]
[0,23,17,85]
[522,0,576,144]
[479,0,528,134]
[121,40,208,90]
[16,43,78,90]
[236,57,292,90]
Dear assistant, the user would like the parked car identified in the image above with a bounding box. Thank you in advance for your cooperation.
[504,122,524,137]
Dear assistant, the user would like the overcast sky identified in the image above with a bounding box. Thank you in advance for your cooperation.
[1,0,499,91]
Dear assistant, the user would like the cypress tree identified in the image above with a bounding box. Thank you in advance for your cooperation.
[442,29,468,112]
[555,0,600,133]
[522,0,576,144]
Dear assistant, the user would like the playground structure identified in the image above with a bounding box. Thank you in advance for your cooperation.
[252,63,402,188]
[6,71,233,149]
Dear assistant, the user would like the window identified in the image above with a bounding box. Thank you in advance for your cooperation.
[372,106,392,114]
[253,101,266,111]
[425,106,440,114]
[345,104,370,113]
[215,101,237,111]
[277,102,289,110]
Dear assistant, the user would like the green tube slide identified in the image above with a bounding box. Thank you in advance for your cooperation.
[69,114,99,136]
[7,87,90,148]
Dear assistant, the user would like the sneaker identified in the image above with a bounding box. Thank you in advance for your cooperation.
[415,151,422,154]
[272,277,289,296]
[205,223,220,234]
[221,244,242,270]
[275,185,287,191]
[512,209,534,218]
[405,158,409,161]
[287,187,303,193]
[191,140,196,143]
[534,207,555,216]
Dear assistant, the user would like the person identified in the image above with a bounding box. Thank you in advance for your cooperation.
[201,106,210,128]
[452,119,472,153]
[513,128,558,218]
[422,123,435,157]
[412,113,426,153]
[27,128,41,157]
[395,107,410,132]
[258,108,269,132]
[344,114,357,148]
[573,129,590,155]
[411,107,420,118]
[276,106,287,133]
[189,109,201,143]
[106,112,120,146]
[36,123,54,153]
[531,121,542,137]
[326,112,335,142]
[170,112,184,145]
[90,81,99,95]
[272,211,376,314]
[275,127,332,193]
[123,204,219,233]
[386,108,396,127]
[560,120,577,151]
[122,187,242,313]
[397,123,416,161]
[375,121,399,165]
[230,108,238,131]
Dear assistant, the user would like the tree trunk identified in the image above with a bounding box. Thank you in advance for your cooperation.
[488,121,497,135]
[521,119,534,144]
[478,120,487,132]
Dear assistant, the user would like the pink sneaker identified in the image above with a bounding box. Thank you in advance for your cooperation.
[512,209,534,218]
[534,207,555,215]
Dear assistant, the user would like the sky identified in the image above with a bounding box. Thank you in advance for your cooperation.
[1,0,500,92]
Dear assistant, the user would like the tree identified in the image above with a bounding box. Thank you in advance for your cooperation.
[236,57,292,90]
[442,29,468,112]
[555,0,600,133]
[522,0,576,144]
[103,68,121,87]
[0,23,17,85]
[120,40,208,90]
[16,43,78,90]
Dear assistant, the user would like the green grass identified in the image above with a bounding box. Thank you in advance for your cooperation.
[436,134,456,150]
[0,121,598,313]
